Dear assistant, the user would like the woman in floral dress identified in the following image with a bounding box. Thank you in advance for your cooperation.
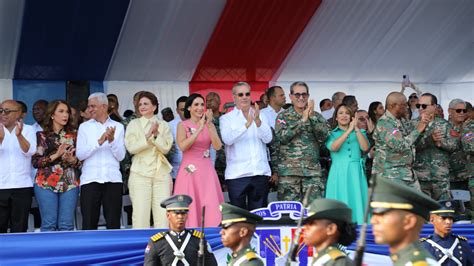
[174,93,224,227]
[32,100,81,231]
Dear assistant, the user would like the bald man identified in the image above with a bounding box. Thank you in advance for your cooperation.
[0,100,37,233]
[372,92,430,189]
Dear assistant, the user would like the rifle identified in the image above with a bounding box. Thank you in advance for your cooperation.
[354,176,377,266]
[286,185,313,266]
[197,206,206,266]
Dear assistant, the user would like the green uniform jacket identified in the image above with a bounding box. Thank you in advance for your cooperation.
[372,111,423,182]
[389,242,438,266]
[461,119,474,175]
[448,120,469,182]
[413,117,458,182]
[228,244,264,266]
[273,106,330,177]
[311,245,354,266]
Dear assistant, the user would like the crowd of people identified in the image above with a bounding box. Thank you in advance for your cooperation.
[0,80,473,235]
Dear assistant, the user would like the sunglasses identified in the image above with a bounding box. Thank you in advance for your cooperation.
[454,109,467,114]
[415,104,432,109]
[409,95,418,99]
[0,108,19,114]
[291,93,309,99]
[236,92,251,97]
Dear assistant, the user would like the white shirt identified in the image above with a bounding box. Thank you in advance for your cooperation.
[220,108,272,180]
[76,117,126,185]
[260,105,283,129]
[321,108,334,120]
[168,117,183,178]
[32,122,43,133]
[0,124,36,189]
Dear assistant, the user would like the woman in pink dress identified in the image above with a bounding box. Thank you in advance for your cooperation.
[174,93,224,227]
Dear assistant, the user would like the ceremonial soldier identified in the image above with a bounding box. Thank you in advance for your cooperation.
[144,195,217,266]
[219,203,264,266]
[370,177,441,266]
[420,201,474,265]
[372,92,430,189]
[273,81,330,202]
[413,93,457,200]
[302,199,356,266]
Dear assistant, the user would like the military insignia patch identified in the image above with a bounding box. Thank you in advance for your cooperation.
[145,244,151,254]
[277,119,286,125]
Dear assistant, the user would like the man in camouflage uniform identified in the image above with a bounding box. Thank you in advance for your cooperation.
[413,93,457,200]
[372,92,430,189]
[206,92,227,190]
[273,81,330,202]
[447,99,469,191]
[461,117,474,215]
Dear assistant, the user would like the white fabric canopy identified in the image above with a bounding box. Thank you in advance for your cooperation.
[276,0,474,84]
[105,0,225,81]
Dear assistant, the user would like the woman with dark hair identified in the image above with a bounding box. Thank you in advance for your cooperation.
[325,104,369,224]
[368,101,384,128]
[32,100,81,231]
[173,93,224,227]
[302,198,357,265]
[125,91,174,228]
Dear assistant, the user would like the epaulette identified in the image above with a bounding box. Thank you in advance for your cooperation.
[150,232,165,242]
[419,235,432,242]
[411,261,428,266]
[457,235,468,241]
[245,251,258,261]
[328,249,345,260]
[192,230,204,239]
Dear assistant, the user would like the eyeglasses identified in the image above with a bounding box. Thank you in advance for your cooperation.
[409,95,418,99]
[415,104,432,109]
[236,92,251,97]
[0,108,19,115]
[455,109,467,114]
[291,93,309,99]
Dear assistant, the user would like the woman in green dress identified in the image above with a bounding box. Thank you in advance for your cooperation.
[325,104,369,224]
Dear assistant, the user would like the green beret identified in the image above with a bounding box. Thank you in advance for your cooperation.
[302,199,353,225]
[371,177,440,219]
[160,194,192,212]
[219,203,263,228]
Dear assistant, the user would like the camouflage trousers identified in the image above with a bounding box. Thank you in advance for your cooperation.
[419,180,451,201]
[470,177,474,213]
[277,176,325,203]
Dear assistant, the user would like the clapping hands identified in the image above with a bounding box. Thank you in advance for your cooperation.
[245,103,261,128]
[99,126,117,145]
[302,100,314,122]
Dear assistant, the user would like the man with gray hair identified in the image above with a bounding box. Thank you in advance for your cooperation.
[220,82,273,210]
[447,99,469,191]
[76,92,126,230]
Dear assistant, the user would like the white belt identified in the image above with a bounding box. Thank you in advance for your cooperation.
[165,233,192,266]
[426,238,462,266]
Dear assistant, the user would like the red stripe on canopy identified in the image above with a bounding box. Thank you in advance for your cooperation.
[190,0,322,107]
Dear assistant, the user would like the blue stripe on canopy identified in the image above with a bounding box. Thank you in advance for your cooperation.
[14,0,130,81]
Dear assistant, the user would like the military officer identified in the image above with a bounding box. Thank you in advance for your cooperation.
[420,201,474,265]
[144,195,217,266]
[370,177,441,266]
[413,93,458,200]
[372,92,430,189]
[302,198,356,266]
[219,203,264,266]
[273,81,330,202]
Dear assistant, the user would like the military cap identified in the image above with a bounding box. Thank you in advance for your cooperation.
[219,203,263,228]
[430,200,455,218]
[302,199,352,225]
[370,177,440,219]
[160,194,192,212]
